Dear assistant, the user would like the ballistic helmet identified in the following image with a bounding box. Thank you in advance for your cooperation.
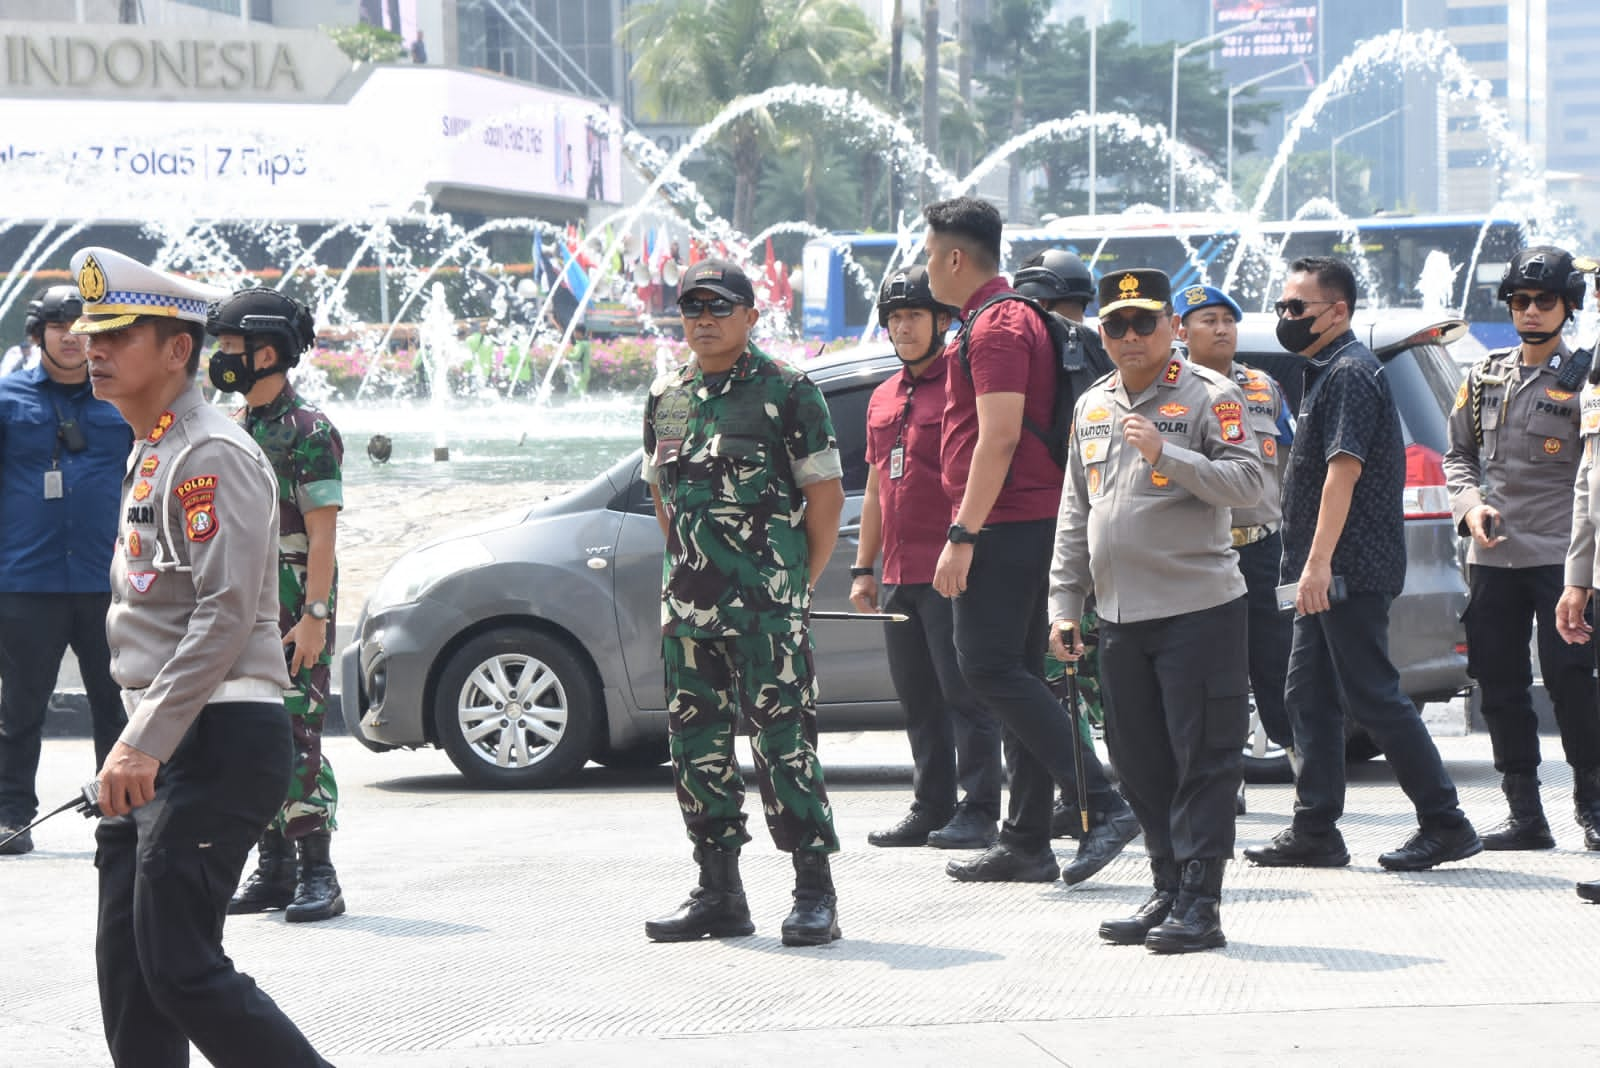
[205,287,316,368]
[1497,246,1587,310]
[876,265,953,328]
[1013,249,1095,305]
[25,285,82,340]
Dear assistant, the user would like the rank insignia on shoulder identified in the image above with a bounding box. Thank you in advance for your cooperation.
[1212,400,1245,442]
[1163,359,1183,384]
[148,411,175,444]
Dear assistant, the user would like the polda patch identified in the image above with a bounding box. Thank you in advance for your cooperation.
[1213,400,1245,443]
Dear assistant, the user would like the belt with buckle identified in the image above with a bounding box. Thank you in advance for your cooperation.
[1231,524,1272,548]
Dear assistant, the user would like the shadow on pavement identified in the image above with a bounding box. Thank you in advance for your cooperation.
[724,936,1005,969]
[1230,943,1442,971]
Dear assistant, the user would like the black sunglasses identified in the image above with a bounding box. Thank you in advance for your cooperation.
[1507,292,1562,312]
[1273,298,1337,318]
[1101,311,1162,339]
[679,297,739,319]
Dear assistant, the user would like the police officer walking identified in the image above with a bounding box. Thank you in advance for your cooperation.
[0,285,130,855]
[1448,247,1600,851]
[642,260,846,947]
[854,266,1005,850]
[72,246,330,1065]
[1173,284,1297,761]
[208,288,349,921]
[1050,268,1262,954]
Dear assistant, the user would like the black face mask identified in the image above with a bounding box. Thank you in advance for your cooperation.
[208,350,262,394]
[1275,314,1323,355]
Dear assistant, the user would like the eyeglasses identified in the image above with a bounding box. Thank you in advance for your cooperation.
[1507,292,1562,313]
[679,297,739,319]
[1100,311,1162,339]
[1273,299,1337,318]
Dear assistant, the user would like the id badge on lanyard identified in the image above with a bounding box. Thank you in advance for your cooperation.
[889,383,914,480]
[888,445,905,480]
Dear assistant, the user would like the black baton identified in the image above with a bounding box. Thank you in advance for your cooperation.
[0,781,101,851]
[1063,624,1090,835]
[811,611,909,622]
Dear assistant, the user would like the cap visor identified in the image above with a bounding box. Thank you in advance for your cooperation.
[679,285,746,305]
[1099,298,1168,316]
[71,313,142,334]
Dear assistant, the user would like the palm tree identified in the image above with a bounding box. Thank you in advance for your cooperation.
[625,0,877,235]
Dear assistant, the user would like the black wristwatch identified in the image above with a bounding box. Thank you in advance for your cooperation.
[849,566,874,578]
[946,523,979,545]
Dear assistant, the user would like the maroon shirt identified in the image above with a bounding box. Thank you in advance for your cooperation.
[940,275,1063,524]
[865,352,952,584]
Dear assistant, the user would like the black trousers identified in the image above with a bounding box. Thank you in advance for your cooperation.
[1286,593,1465,834]
[1235,533,1294,747]
[1099,598,1249,862]
[0,591,126,823]
[952,519,1115,851]
[95,701,331,1068]
[883,582,1003,819]
[1465,563,1600,776]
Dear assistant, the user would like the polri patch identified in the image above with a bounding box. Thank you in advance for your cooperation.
[175,474,220,543]
[1213,400,1245,442]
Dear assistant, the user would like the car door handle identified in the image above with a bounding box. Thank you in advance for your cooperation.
[838,523,861,537]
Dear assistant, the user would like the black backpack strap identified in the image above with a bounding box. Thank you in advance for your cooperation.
[956,292,1039,382]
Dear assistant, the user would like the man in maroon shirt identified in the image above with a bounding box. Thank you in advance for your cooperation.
[852,266,1003,850]
[924,196,1139,885]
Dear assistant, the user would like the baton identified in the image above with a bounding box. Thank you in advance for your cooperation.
[0,781,101,851]
[811,611,909,622]
[1062,625,1091,835]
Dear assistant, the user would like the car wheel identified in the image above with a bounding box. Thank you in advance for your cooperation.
[433,628,598,789]
[593,739,670,770]
[1242,693,1295,784]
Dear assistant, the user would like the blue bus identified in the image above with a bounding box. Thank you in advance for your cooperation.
[801,213,1524,350]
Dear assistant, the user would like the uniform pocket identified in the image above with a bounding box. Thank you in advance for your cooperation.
[1203,677,1250,750]
[1527,411,1576,462]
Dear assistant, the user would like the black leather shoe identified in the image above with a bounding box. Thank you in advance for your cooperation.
[1244,827,1350,868]
[1051,797,1084,839]
[925,804,998,850]
[945,842,1059,883]
[1481,772,1555,850]
[1062,804,1141,885]
[0,825,33,856]
[1378,821,1483,871]
[867,809,946,848]
[1579,880,1600,903]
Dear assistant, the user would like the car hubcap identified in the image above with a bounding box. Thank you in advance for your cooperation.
[456,653,568,769]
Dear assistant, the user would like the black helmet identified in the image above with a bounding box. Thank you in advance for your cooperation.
[1014,249,1095,305]
[1497,246,1586,309]
[205,287,316,367]
[877,265,952,328]
[24,285,80,340]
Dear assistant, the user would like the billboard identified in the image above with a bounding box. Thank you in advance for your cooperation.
[1213,1,1319,89]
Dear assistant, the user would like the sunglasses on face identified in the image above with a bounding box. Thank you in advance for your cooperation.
[1507,292,1562,313]
[1100,311,1162,339]
[679,297,739,319]
[1273,298,1337,318]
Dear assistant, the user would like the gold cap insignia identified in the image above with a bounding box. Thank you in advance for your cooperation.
[1184,285,1207,305]
[78,254,107,303]
[1118,273,1141,298]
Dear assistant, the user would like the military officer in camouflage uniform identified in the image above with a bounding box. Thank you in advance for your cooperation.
[642,261,847,947]
[1174,284,1297,792]
[72,246,331,1065]
[1050,268,1262,954]
[207,288,347,924]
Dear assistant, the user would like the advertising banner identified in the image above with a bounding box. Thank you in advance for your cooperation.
[1213,1,1319,88]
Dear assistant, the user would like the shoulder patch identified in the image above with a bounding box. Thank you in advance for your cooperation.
[1212,400,1245,442]
[175,474,219,543]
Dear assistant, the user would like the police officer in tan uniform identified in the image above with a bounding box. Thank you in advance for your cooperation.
[72,247,331,1067]
[1449,247,1600,853]
[1049,268,1262,955]
[1173,284,1297,762]
[1559,373,1600,904]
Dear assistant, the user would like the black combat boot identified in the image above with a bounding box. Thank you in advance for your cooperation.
[284,830,346,923]
[1579,879,1600,903]
[781,850,841,947]
[1573,767,1600,851]
[1144,858,1226,954]
[1099,857,1179,945]
[1480,772,1555,850]
[645,846,755,942]
[228,829,296,915]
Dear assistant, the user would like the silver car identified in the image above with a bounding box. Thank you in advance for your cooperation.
[340,309,1472,788]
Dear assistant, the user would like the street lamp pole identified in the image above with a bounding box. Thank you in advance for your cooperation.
[1170,18,1262,212]
[1226,61,1303,195]
[1330,107,1403,211]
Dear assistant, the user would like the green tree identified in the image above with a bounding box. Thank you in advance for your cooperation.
[1234,150,1380,220]
[975,18,1279,216]
[625,0,878,235]
[323,22,406,64]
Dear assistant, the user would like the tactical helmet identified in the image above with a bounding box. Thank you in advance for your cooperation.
[205,287,316,367]
[1497,246,1586,310]
[877,265,953,328]
[1013,249,1095,305]
[24,285,81,339]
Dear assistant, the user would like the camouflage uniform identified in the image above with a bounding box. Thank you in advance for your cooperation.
[641,345,843,854]
[239,381,342,838]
